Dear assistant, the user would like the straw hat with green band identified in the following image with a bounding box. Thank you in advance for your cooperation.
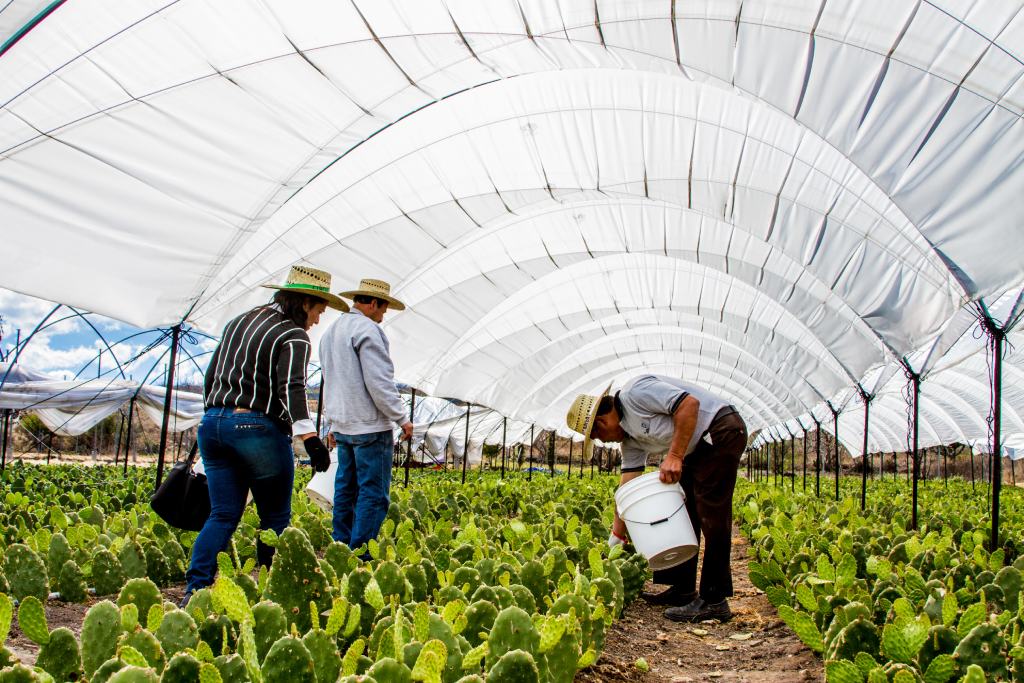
[262,265,349,312]
[339,278,407,311]
[565,382,612,462]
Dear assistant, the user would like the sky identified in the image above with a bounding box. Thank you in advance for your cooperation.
[0,287,214,387]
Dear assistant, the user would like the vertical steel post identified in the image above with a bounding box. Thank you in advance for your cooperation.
[903,362,922,531]
[548,431,556,477]
[155,325,181,490]
[986,321,1005,551]
[970,446,976,491]
[814,418,822,497]
[124,396,135,474]
[567,436,573,477]
[500,416,507,478]
[859,386,872,510]
[0,409,9,472]
[404,388,416,487]
[461,402,471,484]
[790,433,795,491]
[831,405,839,501]
[802,429,807,491]
[528,424,534,481]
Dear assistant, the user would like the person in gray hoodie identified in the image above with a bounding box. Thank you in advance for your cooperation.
[319,279,413,554]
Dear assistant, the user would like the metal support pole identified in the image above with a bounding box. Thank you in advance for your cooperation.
[970,446,976,491]
[500,416,507,478]
[461,402,471,484]
[124,396,135,475]
[567,436,572,477]
[858,386,872,510]
[984,320,1005,551]
[155,325,181,490]
[814,419,821,497]
[790,434,796,491]
[802,429,807,491]
[590,442,595,479]
[404,388,415,487]
[0,409,9,472]
[826,403,840,500]
[902,361,922,531]
[528,424,534,481]
[548,431,556,477]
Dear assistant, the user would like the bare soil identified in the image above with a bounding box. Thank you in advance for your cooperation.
[575,530,823,683]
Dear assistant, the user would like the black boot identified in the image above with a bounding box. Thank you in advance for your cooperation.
[641,586,697,607]
[664,597,732,622]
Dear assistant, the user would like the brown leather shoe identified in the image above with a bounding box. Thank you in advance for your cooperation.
[664,597,732,623]
[641,586,697,606]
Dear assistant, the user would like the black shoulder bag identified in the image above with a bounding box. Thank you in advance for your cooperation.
[150,441,211,531]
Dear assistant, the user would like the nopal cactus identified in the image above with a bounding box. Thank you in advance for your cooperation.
[488,606,539,661]
[159,652,200,683]
[4,544,48,602]
[261,635,317,683]
[154,609,198,656]
[35,627,82,682]
[303,627,342,683]
[488,649,540,682]
[117,578,162,619]
[92,548,127,597]
[253,600,288,662]
[82,600,123,677]
[57,559,88,603]
[106,664,159,682]
[262,528,331,632]
[45,534,72,589]
[118,628,166,673]
[954,623,1008,679]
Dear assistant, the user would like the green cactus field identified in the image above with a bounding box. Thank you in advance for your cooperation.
[737,477,1024,682]
[0,463,650,682]
[0,462,1021,681]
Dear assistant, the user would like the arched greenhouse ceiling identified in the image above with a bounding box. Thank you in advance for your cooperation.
[2,0,1023,437]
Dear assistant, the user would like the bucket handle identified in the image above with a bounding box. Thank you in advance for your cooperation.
[621,501,686,527]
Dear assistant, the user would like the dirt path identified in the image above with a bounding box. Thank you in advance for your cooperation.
[576,529,823,682]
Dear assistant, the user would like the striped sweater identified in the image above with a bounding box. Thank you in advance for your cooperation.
[203,305,315,435]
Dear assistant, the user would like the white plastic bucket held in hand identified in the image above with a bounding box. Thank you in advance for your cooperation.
[306,449,338,511]
[614,471,697,570]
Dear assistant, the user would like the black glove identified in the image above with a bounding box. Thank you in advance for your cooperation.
[304,436,331,473]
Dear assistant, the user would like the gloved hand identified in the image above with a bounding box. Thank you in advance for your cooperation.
[608,530,627,548]
[303,436,331,473]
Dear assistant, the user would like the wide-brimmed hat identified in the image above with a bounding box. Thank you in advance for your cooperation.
[261,265,349,312]
[339,278,406,311]
[566,382,612,462]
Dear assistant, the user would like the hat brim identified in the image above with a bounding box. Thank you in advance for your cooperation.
[582,382,613,463]
[338,290,406,311]
[261,284,350,312]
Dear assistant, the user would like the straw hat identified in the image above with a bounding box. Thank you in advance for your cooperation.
[262,265,349,312]
[566,383,612,462]
[339,278,406,311]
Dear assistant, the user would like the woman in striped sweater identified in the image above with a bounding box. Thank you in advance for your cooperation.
[183,266,347,603]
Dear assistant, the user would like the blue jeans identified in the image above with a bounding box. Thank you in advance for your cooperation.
[186,408,294,593]
[332,430,393,554]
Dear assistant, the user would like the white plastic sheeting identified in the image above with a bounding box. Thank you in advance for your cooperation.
[2,1,1024,439]
[0,362,203,436]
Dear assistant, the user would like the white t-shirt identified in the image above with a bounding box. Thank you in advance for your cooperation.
[618,374,730,471]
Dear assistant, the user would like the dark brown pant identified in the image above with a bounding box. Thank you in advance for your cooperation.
[652,410,746,602]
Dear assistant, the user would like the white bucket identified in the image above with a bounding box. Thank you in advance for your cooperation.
[614,471,698,570]
[305,449,337,511]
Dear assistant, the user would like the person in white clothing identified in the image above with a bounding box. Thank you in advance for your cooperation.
[319,279,413,557]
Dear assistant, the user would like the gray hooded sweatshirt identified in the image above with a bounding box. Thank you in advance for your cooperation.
[319,309,406,435]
